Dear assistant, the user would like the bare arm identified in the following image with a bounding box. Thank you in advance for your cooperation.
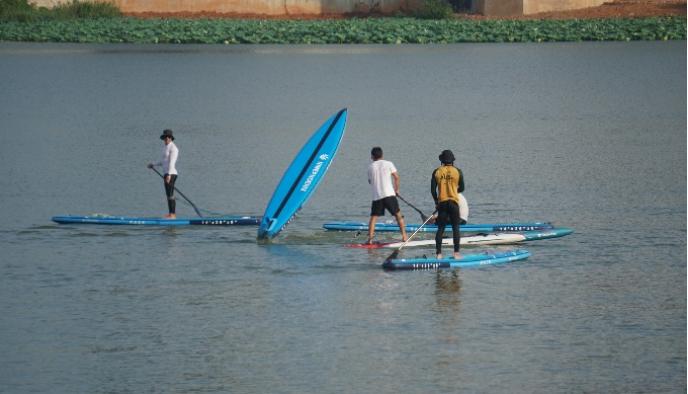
[391,171,400,195]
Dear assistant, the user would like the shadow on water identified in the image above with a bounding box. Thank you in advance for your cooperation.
[255,239,384,275]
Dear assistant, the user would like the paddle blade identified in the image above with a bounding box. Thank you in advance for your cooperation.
[384,249,399,263]
[382,249,400,270]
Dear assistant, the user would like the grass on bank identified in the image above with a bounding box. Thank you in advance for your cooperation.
[0,0,120,21]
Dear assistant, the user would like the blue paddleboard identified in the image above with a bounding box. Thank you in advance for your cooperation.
[258,109,348,239]
[382,249,531,271]
[323,221,553,233]
[52,215,260,226]
[521,227,573,241]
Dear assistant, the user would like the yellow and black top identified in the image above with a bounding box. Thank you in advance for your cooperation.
[431,165,464,205]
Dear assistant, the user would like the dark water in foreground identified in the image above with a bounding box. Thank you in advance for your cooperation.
[0,41,685,393]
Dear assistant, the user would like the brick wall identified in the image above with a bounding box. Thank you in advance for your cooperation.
[523,0,606,14]
[30,0,418,14]
[473,0,606,16]
[30,0,607,16]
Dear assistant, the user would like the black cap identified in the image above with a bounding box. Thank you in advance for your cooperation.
[160,129,174,140]
[439,149,455,164]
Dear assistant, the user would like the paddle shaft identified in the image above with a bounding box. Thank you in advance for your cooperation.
[150,167,203,218]
[397,210,438,252]
[396,194,428,221]
[383,210,438,263]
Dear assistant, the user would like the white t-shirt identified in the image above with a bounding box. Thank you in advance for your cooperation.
[157,142,179,175]
[367,159,397,201]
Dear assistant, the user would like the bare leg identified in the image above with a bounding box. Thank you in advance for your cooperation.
[394,212,407,242]
[367,216,378,244]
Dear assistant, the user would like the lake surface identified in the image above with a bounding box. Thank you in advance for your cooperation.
[0,41,685,393]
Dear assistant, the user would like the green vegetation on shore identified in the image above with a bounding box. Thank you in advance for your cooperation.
[0,0,684,44]
[1,0,120,21]
[1,16,684,44]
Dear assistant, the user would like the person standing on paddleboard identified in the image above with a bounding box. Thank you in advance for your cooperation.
[367,147,408,244]
[431,149,464,259]
[148,129,179,219]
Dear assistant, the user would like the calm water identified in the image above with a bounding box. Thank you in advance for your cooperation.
[0,41,685,393]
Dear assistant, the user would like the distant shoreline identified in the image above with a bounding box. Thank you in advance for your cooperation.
[122,0,686,20]
[0,16,685,44]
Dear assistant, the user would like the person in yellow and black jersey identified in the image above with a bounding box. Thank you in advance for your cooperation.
[431,149,464,259]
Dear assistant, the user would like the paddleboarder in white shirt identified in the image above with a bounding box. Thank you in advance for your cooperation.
[367,146,408,244]
[147,129,179,219]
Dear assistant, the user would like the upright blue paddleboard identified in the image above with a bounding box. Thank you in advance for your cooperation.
[323,221,553,233]
[382,249,531,271]
[52,215,260,226]
[258,109,348,239]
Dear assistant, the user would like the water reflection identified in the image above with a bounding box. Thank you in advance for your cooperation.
[160,227,183,257]
[434,270,462,313]
[433,270,463,365]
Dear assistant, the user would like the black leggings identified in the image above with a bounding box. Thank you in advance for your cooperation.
[164,174,177,214]
[435,200,461,254]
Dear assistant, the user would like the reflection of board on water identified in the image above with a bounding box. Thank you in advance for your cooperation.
[258,109,348,239]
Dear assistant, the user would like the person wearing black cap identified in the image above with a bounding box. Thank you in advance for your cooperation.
[148,129,179,219]
[431,149,464,259]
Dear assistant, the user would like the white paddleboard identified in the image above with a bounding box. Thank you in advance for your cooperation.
[347,232,525,249]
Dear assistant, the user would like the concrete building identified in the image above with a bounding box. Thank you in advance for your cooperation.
[473,0,606,16]
[31,0,607,16]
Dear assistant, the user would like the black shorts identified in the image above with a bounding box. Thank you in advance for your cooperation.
[370,196,400,217]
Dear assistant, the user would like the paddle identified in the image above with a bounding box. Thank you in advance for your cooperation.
[397,194,429,222]
[383,210,437,263]
[149,167,203,218]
